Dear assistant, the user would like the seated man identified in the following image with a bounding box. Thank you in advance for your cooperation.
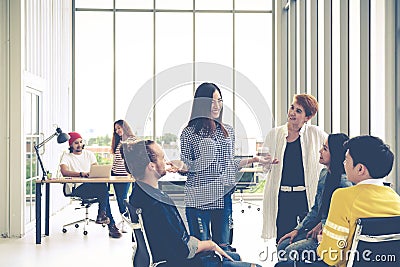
[60,132,122,238]
[316,135,400,266]
[122,139,261,267]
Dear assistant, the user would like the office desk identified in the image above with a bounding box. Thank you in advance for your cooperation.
[35,177,134,244]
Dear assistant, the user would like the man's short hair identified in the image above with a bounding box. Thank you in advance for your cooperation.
[344,135,394,178]
[121,140,157,180]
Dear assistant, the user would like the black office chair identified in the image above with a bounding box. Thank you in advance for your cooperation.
[346,216,400,267]
[62,183,102,235]
[124,200,167,267]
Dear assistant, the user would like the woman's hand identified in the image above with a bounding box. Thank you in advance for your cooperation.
[255,155,279,172]
[306,222,322,240]
[277,229,299,245]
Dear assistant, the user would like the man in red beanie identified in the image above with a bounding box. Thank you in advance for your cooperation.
[60,132,122,238]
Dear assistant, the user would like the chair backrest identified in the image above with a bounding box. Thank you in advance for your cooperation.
[124,200,166,267]
[63,183,75,197]
[347,216,400,267]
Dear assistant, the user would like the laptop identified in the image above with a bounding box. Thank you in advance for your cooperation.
[89,164,112,178]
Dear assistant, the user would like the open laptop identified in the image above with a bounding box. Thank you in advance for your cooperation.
[89,164,112,178]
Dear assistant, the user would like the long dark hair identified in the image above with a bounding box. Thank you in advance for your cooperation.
[319,133,349,217]
[187,82,228,137]
[111,119,136,154]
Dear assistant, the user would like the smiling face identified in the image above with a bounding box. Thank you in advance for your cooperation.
[114,123,124,137]
[319,138,331,168]
[210,90,223,119]
[287,101,310,128]
[71,138,84,154]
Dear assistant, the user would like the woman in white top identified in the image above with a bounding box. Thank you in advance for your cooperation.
[261,94,327,243]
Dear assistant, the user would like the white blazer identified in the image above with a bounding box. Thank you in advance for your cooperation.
[261,123,327,239]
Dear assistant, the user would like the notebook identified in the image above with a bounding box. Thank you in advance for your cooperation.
[89,164,112,178]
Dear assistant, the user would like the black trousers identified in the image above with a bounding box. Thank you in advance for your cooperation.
[276,190,308,243]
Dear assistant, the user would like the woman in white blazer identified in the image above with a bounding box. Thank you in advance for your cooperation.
[261,94,327,243]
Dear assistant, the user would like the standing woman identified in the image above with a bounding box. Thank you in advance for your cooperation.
[111,119,137,231]
[261,94,327,243]
[180,82,264,251]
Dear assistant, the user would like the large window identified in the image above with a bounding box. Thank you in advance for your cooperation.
[74,0,273,160]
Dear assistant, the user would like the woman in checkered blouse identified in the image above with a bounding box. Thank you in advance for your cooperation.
[180,82,265,252]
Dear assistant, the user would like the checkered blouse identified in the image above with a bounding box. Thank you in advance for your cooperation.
[180,123,240,210]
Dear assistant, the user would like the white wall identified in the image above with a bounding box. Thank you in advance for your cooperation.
[0,0,72,237]
[0,0,10,237]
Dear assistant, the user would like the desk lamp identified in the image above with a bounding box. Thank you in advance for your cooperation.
[34,127,70,181]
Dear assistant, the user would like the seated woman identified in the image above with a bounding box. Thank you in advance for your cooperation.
[123,139,261,267]
[276,133,353,263]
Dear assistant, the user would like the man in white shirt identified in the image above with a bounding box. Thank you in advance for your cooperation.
[60,132,122,238]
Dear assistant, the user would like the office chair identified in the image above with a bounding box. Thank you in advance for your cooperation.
[234,156,260,213]
[124,200,167,267]
[62,183,102,235]
[234,171,260,213]
[346,216,400,267]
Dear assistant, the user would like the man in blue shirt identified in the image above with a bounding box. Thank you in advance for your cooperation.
[123,139,260,267]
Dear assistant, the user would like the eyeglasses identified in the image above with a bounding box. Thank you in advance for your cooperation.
[211,99,223,105]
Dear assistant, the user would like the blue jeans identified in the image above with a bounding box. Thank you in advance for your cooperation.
[201,251,261,267]
[277,231,319,262]
[112,182,131,214]
[186,191,232,246]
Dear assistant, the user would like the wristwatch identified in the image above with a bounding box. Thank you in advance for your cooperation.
[79,172,83,177]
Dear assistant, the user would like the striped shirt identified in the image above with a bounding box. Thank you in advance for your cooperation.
[111,142,129,176]
[180,123,240,210]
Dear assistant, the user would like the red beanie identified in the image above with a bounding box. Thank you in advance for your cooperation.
[68,132,82,146]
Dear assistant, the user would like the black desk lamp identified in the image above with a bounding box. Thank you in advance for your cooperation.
[34,127,70,181]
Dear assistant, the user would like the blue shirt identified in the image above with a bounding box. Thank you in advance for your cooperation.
[295,168,353,232]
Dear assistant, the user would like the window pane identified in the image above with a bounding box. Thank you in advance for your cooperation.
[195,13,233,69]
[235,0,272,11]
[24,92,32,134]
[75,12,113,137]
[156,0,192,10]
[317,1,325,128]
[156,13,192,74]
[370,0,385,137]
[331,0,341,133]
[32,94,39,135]
[155,84,193,160]
[349,0,361,136]
[116,12,153,130]
[195,0,232,10]
[75,0,113,9]
[116,0,153,9]
[235,13,272,149]
[154,12,193,144]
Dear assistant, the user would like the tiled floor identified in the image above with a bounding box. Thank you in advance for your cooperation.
[0,198,279,267]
